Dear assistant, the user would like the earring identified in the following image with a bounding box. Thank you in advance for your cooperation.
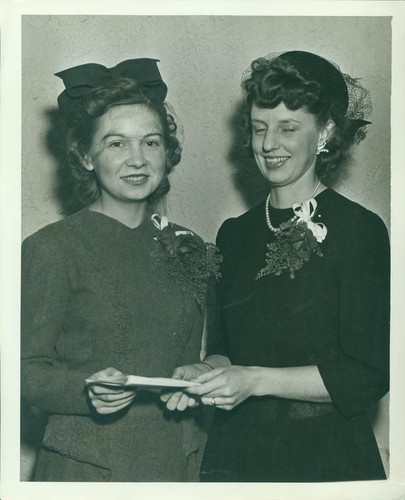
[316,141,329,155]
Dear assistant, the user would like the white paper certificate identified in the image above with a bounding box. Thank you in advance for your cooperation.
[85,375,200,389]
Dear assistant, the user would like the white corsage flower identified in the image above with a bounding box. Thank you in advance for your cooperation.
[292,198,327,243]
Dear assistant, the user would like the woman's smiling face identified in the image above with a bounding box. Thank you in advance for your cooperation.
[251,102,328,188]
[84,103,167,207]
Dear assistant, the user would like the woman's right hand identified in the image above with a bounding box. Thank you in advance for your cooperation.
[160,363,212,411]
[87,367,137,415]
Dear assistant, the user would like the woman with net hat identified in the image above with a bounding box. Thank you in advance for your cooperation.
[165,51,390,481]
[20,58,219,481]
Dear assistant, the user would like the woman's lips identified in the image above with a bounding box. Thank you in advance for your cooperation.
[264,156,290,168]
[121,174,149,185]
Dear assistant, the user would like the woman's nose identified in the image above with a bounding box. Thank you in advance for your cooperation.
[262,130,279,152]
[127,143,146,167]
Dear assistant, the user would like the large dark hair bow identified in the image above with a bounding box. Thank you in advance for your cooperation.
[55,58,167,121]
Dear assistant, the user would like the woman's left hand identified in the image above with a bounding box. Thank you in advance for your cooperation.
[186,366,256,411]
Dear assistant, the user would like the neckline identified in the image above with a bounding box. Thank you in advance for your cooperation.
[267,187,330,213]
[83,207,152,231]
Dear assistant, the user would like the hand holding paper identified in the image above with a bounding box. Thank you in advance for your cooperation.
[86,367,136,415]
[160,363,212,411]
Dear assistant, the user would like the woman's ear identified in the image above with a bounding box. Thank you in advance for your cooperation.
[81,153,94,172]
[71,142,94,171]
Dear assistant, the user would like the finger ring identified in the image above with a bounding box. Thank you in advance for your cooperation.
[211,397,216,406]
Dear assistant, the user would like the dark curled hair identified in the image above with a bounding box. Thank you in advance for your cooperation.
[66,78,181,207]
[241,57,365,180]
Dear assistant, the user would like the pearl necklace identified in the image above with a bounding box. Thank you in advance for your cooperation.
[265,180,322,234]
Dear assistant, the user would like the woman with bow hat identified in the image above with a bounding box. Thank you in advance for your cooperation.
[166,51,390,482]
[21,58,218,481]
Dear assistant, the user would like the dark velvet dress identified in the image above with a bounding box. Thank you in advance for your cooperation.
[21,209,206,481]
[201,189,389,482]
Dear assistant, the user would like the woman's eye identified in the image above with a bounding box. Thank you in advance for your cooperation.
[108,141,124,148]
[253,128,266,135]
[145,140,160,147]
[281,128,297,134]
